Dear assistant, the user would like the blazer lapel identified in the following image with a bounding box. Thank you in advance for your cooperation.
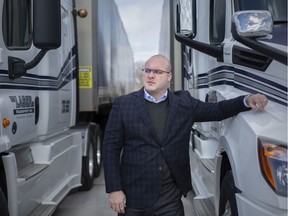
[162,90,180,144]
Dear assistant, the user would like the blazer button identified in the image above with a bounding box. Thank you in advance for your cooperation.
[158,166,163,171]
[161,147,164,151]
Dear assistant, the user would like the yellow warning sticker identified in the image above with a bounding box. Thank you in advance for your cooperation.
[79,66,92,89]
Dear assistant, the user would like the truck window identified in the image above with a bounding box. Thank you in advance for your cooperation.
[210,0,226,45]
[2,0,32,49]
[235,0,287,23]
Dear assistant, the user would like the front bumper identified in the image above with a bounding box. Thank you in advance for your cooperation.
[236,193,287,216]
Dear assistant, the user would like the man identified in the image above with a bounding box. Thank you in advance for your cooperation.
[103,54,268,216]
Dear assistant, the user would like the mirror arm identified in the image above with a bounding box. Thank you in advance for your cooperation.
[231,23,287,66]
[25,49,48,70]
[8,49,48,80]
[175,33,223,61]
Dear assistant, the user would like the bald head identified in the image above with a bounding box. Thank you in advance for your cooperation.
[145,54,171,73]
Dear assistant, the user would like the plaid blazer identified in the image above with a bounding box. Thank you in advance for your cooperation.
[103,88,249,208]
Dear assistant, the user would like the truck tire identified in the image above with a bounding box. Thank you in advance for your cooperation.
[219,171,238,216]
[0,187,9,216]
[93,125,102,177]
[81,126,96,190]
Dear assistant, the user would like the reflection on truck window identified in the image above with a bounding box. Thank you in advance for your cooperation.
[236,0,287,22]
[2,0,32,49]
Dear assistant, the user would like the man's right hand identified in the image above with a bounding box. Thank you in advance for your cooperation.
[246,93,268,111]
[108,190,126,214]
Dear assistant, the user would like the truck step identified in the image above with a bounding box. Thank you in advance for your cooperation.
[18,164,48,180]
[194,196,215,216]
[191,170,213,197]
[29,203,57,216]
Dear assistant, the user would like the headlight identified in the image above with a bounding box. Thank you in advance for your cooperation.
[258,138,287,196]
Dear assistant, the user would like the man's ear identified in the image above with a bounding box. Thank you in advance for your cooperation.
[168,73,172,82]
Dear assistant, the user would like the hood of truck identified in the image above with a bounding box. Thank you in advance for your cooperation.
[260,25,287,47]
[240,99,287,145]
[257,25,288,54]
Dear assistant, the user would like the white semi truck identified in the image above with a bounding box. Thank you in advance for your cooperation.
[160,0,287,215]
[0,0,134,215]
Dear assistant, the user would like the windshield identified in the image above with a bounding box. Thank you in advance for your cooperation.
[237,0,287,23]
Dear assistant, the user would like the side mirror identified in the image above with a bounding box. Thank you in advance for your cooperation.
[8,0,62,79]
[233,10,273,38]
[33,0,61,49]
[176,0,195,38]
[174,0,222,60]
[232,10,287,65]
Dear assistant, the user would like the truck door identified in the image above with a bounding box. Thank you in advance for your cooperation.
[0,0,38,147]
[35,0,76,137]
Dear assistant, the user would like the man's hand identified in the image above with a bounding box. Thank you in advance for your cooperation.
[108,190,126,214]
[247,93,268,111]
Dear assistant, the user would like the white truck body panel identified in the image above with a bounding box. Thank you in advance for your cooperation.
[160,0,287,215]
[0,0,134,215]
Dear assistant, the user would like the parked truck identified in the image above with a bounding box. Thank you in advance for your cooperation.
[160,0,287,215]
[0,0,134,215]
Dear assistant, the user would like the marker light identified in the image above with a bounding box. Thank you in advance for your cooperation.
[258,139,287,196]
[2,118,10,128]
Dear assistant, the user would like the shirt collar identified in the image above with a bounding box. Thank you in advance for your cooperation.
[144,88,168,103]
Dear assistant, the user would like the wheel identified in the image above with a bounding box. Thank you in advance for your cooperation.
[81,126,96,190]
[0,187,9,216]
[93,125,102,177]
[219,171,238,216]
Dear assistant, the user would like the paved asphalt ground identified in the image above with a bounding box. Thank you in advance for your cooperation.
[53,170,197,216]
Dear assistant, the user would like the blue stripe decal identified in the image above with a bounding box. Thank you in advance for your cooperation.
[194,66,287,106]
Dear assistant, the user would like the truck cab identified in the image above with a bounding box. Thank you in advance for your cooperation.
[161,0,287,215]
[0,0,134,215]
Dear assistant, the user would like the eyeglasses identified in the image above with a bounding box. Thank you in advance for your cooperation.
[142,68,170,75]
